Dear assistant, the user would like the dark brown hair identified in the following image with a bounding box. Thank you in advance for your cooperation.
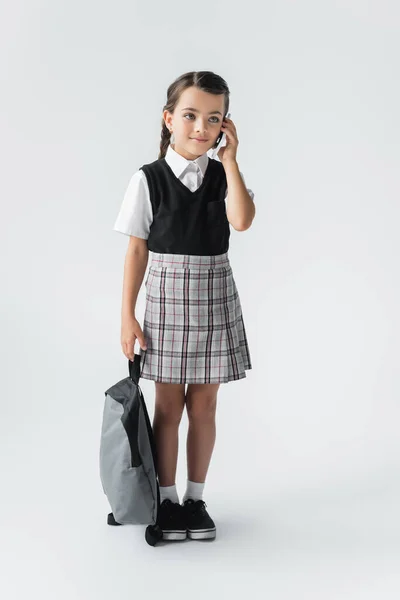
[158,71,230,160]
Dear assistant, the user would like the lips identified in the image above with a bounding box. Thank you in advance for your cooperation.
[191,138,208,142]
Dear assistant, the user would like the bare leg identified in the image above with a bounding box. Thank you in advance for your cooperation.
[185,383,220,482]
[153,382,186,487]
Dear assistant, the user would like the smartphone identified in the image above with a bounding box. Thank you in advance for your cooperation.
[210,111,231,159]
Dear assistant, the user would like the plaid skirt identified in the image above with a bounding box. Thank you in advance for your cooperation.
[138,251,252,384]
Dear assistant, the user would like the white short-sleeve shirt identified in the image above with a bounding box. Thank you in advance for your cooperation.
[113,144,255,239]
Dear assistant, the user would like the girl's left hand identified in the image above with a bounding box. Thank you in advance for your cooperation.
[217,117,238,164]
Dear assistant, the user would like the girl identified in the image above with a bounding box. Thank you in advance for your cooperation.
[113,71,255,541]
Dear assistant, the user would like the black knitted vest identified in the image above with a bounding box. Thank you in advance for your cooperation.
[140,157,230,255]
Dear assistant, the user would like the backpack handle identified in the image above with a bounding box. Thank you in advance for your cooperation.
[128,353,141,383]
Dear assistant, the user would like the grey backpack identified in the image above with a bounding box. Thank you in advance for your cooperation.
[99,353,163,545]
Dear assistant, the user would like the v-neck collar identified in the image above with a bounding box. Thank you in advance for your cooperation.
[165,143,209,180]
[162,156,213,196]
[163,143,212,195]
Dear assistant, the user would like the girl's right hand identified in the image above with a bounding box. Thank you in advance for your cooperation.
[121,315,147,361]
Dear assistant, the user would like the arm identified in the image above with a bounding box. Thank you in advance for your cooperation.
[121,236,149,319]
[218,116,256,231]
[120,236,149,359]
[224,160,256,231]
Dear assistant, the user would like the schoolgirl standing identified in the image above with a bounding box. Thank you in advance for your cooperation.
[113,71,255,541]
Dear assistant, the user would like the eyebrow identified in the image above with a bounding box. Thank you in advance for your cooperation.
[181,107,223,116]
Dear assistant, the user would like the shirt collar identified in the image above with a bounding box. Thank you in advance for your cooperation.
[165,143,209,179]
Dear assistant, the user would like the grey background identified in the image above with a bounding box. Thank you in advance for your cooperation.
[1,0,399,597]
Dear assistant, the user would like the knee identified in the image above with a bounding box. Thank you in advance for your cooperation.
[154,384,185,425]
[186,392,217,423]
[155,399,185,425]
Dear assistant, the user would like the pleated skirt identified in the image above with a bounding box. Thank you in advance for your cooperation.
[138,251,252,384]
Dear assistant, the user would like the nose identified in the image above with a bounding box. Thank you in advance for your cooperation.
[195,118,208,134]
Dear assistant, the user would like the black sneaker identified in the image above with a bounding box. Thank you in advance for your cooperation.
[182,499,216,540]
[157,499,187,541]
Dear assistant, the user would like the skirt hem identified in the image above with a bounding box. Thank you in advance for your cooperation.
[138,367,252,385]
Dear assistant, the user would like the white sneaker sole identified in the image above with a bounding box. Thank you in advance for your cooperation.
[188,528,216,540]
[162,530,187,541]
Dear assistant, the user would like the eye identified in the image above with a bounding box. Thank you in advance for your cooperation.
[183,113,220,123]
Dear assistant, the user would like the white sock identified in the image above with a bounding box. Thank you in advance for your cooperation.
[182,480,205,503]
[159,484,179,504]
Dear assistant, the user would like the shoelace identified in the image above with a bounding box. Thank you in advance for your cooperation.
[184,499,208,515]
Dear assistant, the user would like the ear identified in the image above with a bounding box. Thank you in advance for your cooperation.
[163,110,172,130]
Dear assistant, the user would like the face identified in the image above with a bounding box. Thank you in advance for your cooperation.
[163,86,226,160]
